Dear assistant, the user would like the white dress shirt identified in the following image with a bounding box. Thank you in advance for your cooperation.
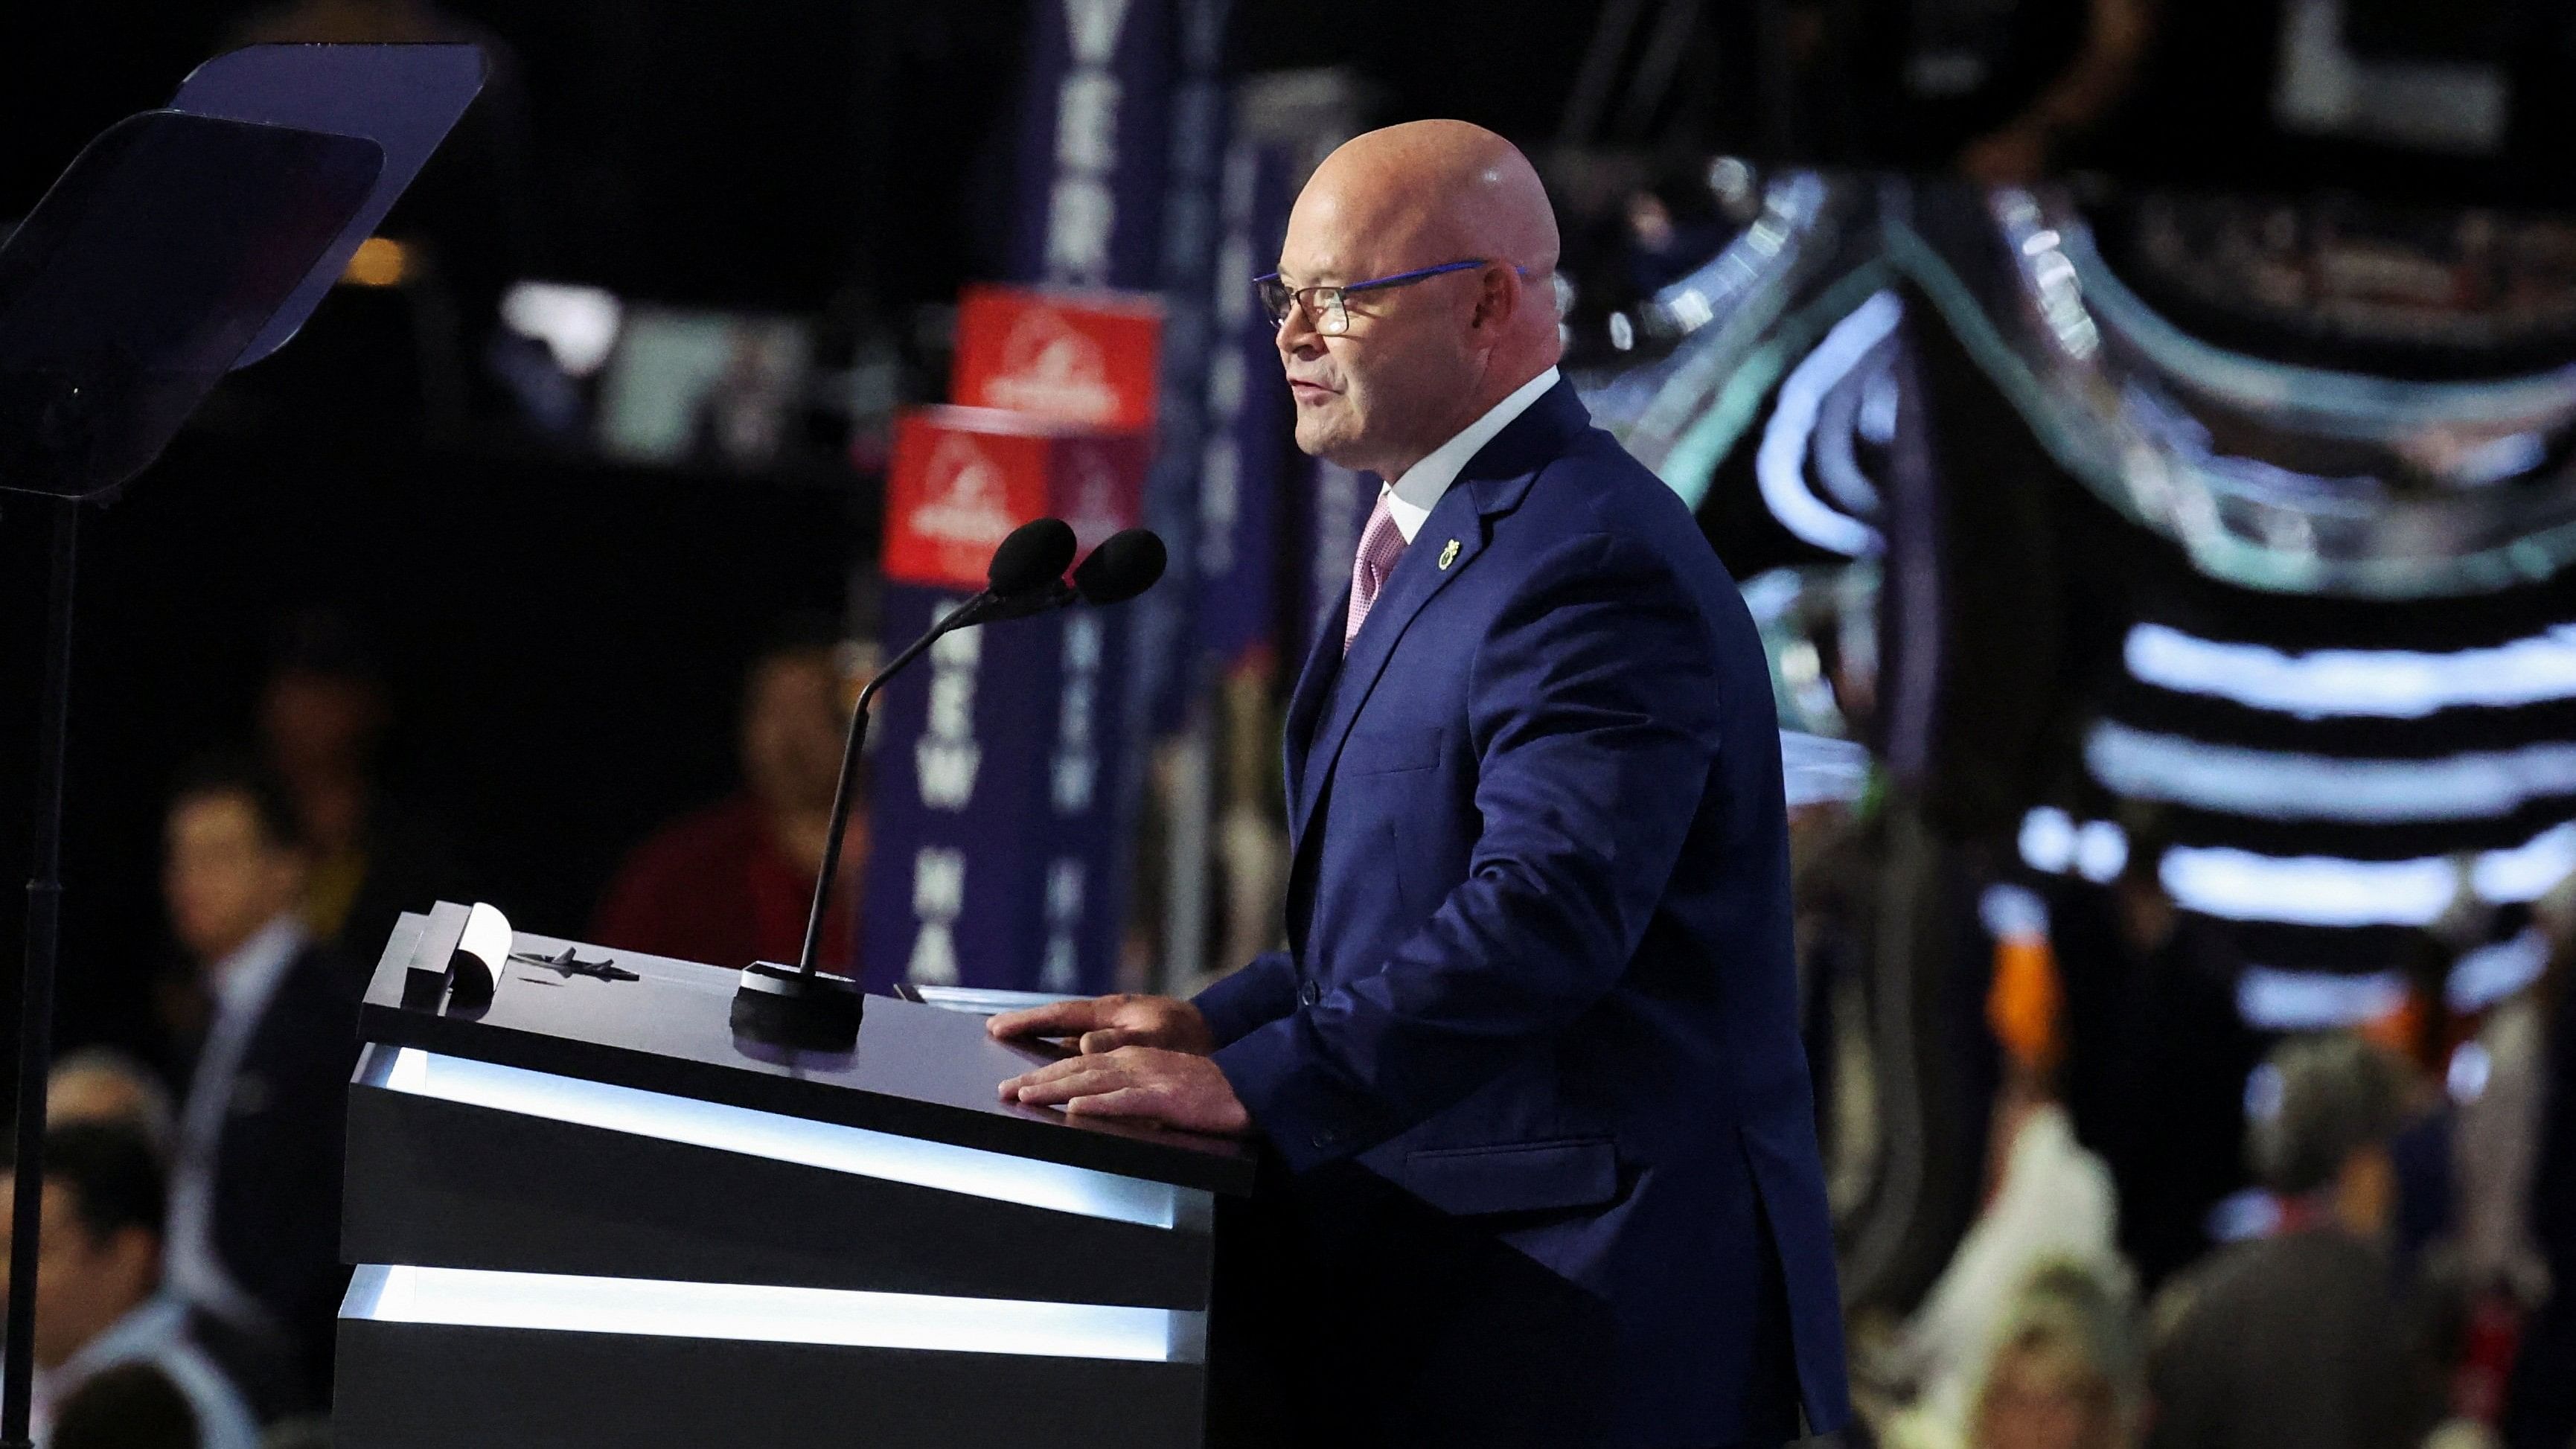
[1379,365,1562,544]
[167,911,307,1331]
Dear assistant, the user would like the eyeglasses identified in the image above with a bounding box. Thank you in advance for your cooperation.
[1253,259,1533,336]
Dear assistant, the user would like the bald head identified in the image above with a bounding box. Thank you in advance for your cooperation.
[1273,122,1563,476]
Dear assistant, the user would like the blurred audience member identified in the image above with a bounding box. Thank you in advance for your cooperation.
[46,1049,176,1164]
[0,1121,260,1449]
[2146,1032,2446,1449]
[592,619,863,970]
[1975,1261,2142,1449]
[50,1361,203,1449]
[1622,161,1736,296]
[2502,887,2575,1449]
[1887,1258,2143,1449]
[2053,824,2264,1290]
[162,761,362,1407]
[258,612,470,965]
[1899,887,2129,1435]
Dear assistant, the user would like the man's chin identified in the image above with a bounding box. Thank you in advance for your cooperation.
[1294,420,1364,467]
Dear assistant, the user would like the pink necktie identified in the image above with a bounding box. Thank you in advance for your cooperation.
[1343,492,1409,656]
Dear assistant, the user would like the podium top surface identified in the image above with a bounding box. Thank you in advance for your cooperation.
[360,914,1258,1195]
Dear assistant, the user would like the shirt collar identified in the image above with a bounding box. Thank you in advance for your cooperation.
[210,912,307,1016]
[1381,366,1561,544]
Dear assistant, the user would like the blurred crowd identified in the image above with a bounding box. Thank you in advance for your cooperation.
[3,612,865,1447]
[1829,835,2576,1449]
[7,595,2569,1449]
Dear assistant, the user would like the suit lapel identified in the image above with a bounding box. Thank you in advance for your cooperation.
[1285,379,1594,847]
[1280,592,1348,837]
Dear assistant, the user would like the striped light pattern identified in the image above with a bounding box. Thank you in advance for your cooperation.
[1754,290,1899,558]
[2086,720,2576,823]
[2447,929,2551,1014]
[374,1046,1185,1229]
[2158,820,2576,927]
[343,1263,1201,1363]
[2234,966,2408,1030]
[2125,621,2576,720]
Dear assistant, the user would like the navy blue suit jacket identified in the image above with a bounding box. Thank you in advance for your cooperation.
[1196,380,1850,1447]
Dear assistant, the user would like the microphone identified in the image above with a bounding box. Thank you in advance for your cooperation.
[987,516,1078,597]
[968,528,1169,624]
[731,517,1077,1051]
[1072,527,1166,604]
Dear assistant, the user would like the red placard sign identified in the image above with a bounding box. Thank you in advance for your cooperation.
[951,285,1162,432]
[882,406,1147,589]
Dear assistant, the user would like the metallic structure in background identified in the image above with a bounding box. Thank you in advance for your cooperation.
[1969,190,2576,599]
[1570,161,2576,1312]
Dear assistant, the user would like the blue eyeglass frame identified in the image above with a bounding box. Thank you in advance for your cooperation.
[1253,258,1528,332]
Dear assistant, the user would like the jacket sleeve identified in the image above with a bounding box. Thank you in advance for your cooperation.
[1192,949,1299,1048]
[1212,531,1723,1171]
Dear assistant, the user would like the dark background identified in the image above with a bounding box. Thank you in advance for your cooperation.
[4,0,2575,1066]
[0,436,859,1063]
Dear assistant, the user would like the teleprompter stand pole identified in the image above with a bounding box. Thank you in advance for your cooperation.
[2,499,80,1449]
[0,54,478,1430]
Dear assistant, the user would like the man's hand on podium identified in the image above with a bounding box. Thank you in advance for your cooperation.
[990,996,1245,1136]
[985,994,1215,1057]
[996,1046,1251,1136]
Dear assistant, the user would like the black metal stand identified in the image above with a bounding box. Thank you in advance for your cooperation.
[3,499,79,1448]
[729,703,873,1051]
[733,595,983,1052]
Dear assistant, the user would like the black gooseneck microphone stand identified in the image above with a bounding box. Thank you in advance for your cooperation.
[730,518,1080,1052]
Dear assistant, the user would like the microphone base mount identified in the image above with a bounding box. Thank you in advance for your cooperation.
[730,962,864,1052]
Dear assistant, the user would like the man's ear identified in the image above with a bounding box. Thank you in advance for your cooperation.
[1472,264,1520,333]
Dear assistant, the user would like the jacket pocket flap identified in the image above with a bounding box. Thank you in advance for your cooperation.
[1402,1137,1619,1216]
[1338,725,1442,775]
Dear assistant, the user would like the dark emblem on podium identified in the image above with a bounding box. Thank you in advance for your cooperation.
[508,946,639,983]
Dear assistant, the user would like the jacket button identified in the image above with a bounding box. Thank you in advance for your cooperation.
[1297,982,1322,1007]
[1311,1130,1339,1149]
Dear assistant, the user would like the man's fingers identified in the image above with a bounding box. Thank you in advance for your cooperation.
[1078,1028,1137,1055]
[1063,1087,1160,1120]
[1007,1063,1131,1107]
[997,1053,1093,1098]
[987,998,1106,1041]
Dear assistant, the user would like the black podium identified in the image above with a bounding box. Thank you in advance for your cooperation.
[333,904,1256,1448]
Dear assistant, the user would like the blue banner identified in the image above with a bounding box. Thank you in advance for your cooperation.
[857,588,1133,994]
[1194,138,1297,667]
[1011,0,1176,289]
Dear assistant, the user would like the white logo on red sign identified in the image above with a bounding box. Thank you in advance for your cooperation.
[983,307,1119,423]
[909,433,1018,549]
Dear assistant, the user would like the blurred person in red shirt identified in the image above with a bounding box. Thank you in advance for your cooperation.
[592,618,864,971]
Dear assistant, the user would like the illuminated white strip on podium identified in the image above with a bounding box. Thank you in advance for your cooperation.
[374,1046,1182,1229]
[342,1264,1203,1363]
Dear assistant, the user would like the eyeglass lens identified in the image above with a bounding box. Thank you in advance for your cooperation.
[1253,278,1346,335]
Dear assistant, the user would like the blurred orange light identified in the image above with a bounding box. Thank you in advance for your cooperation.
[342,237,410,288]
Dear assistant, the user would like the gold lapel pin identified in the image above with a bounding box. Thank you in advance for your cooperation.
[1438,539,1460,570]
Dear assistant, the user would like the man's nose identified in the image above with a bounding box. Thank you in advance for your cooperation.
[1274,304,1321,357]
[1272,298,1329,355]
